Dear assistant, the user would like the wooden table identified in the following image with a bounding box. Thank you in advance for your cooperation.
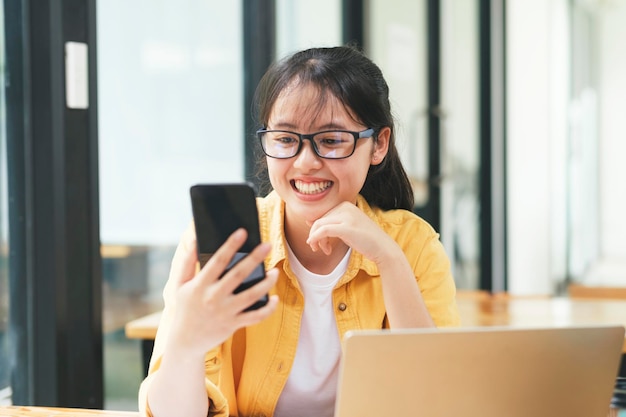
[458,294,626,380]
[126,297,626,348]
[0,406,138,416]
[125,311,161,374]
[2,405,624,417]
[124,312,160,341]
[458,296,626,352]
[125,296,626,376]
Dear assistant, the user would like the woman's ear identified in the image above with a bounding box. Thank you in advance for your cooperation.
[371,127,391,165]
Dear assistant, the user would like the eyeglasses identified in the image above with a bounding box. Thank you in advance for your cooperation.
[257,128,375,159]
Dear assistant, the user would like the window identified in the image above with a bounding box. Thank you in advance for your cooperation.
[96,1,244,409]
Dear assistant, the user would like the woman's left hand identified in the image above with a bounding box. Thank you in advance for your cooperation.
[306,201,399,265]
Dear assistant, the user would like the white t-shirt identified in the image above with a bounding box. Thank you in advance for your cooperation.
[273,245,352,417]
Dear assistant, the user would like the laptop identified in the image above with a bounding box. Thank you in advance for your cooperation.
[334,325,625,417]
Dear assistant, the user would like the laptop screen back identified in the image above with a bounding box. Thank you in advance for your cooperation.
[334,326,624,417]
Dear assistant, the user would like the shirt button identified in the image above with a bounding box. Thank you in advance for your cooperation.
[338,302,347,311]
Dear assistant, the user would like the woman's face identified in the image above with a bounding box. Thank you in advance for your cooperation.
[265,83,389,224]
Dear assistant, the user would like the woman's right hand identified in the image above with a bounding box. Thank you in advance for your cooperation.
[146,226,278,417]
[165,225,279,357]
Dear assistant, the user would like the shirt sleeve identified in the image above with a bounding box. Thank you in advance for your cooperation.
[359,198,460,328]
[407,219,461,327]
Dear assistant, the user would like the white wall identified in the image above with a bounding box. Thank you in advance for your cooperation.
[592,0,626,283]
[507,0,626,293]
[506,0,569,294]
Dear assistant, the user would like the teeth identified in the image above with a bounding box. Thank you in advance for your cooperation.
[294,180,332,194]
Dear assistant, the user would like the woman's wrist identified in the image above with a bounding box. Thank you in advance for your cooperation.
[374,239,409,274]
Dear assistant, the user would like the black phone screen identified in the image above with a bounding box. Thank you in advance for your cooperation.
[190,183,268,310]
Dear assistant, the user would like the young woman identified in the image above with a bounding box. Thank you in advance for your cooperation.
[139,45,460,417]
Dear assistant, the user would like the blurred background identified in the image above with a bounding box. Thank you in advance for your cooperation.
[1,0,625,411]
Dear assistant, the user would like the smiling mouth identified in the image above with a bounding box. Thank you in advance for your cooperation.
[292,179,333,195]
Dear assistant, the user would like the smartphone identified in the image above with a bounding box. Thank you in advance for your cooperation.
[190,183,268,311]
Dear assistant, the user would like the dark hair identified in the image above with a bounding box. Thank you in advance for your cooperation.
[252,45,414,211]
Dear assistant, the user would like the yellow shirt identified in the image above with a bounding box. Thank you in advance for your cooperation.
[139,191,460,417]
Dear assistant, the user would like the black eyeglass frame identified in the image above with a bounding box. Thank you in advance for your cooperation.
[256,127,376,160]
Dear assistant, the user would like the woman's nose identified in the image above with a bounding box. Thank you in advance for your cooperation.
[293,140,322,169]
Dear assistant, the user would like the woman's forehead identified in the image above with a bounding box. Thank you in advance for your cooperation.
[269,83,359,129]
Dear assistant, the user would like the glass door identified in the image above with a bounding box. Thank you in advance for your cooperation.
[367,0,481,290]
[367,0,430,218]
[439,0,481,290]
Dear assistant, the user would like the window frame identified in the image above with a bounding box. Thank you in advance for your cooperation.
[4,0,103,407]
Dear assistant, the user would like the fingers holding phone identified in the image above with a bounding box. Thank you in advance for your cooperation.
[195,227,278,316]
[197,229,279,327]
[167,224,278,355]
